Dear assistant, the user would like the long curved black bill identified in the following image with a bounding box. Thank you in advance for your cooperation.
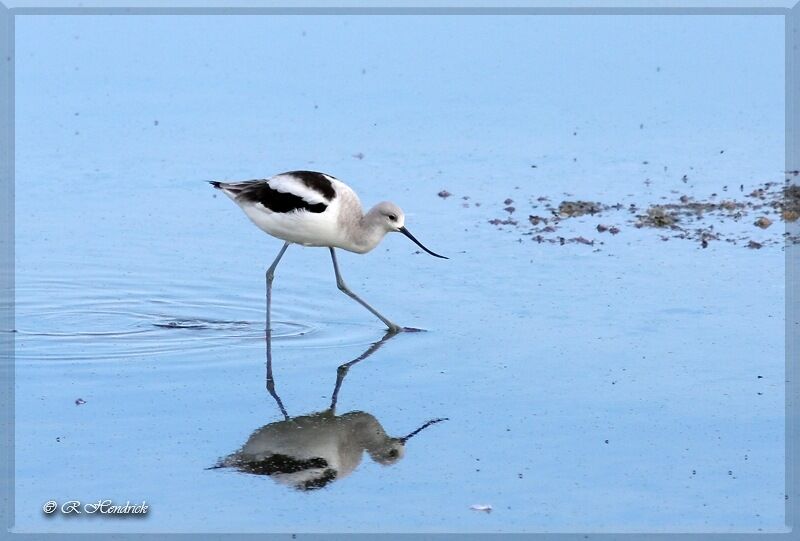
[399,417,448,444]
[399,227,448,259]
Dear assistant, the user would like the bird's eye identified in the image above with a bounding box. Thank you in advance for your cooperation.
[388,449,399,458]
[388,214,397,221]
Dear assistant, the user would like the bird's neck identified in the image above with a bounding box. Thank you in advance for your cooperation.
[348,211,387,253]
[341,412,389,449]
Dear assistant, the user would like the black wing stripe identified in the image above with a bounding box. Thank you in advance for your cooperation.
[301,468,338,491]
[284,170,337,201]
[232,454,329,475]
[237,181,328,214]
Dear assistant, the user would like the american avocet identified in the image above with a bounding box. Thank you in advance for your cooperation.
[208,331,447,490]
[210,410,447,490]
[210,170,447,333]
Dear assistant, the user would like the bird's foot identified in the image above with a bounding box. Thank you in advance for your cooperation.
[387,325,426,333]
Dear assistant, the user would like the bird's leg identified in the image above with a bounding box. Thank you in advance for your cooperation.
[265,326,290,420]
[265,242,291,420]
[265,242,291,333]
[330,329,397,410]
[329,248,403,333]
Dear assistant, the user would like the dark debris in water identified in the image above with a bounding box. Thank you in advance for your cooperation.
[529,215,549,226]
[558,200,603,217]
[441,179,800,249]
[636,206,679,228]
[488,218,518,227]
[596,224,621,235]
[153,319,250,330]
[754,217,772,229]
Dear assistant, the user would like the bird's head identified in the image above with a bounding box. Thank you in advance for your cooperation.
[369,201,448,259]
[372,201,406,231]
[367,439,406,465]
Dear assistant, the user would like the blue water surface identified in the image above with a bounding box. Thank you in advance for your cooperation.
[12,13,786,533]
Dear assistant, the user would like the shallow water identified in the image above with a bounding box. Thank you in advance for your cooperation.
[12,14,787,533]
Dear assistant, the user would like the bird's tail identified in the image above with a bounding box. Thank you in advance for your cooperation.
[209,180,254,200]
[209,181,237,199]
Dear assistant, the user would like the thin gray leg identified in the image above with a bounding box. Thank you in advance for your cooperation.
[265,242,291,420]
[266,242,291,333]
[329,248,403,333]
[329,329,397,411]
[265,325,290,420]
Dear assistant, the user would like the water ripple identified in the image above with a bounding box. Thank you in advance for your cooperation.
[14,278,385,364]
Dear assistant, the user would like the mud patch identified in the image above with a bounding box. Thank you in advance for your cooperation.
[558,200,604,217]
[443,179,800,250]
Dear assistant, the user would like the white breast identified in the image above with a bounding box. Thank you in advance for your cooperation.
[242,177,364,249]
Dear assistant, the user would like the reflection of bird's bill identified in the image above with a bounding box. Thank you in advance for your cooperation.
[398,227,448,259]
[399,417,448,444]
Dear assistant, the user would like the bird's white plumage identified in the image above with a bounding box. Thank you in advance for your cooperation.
[218,173,370,251]
[212,170,447,331]
[241,197,342,247]
[219,411,401,490]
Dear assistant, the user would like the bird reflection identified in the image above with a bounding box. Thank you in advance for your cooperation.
[210,330,447,491]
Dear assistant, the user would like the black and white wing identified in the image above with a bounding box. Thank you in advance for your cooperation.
[210,171,338,214]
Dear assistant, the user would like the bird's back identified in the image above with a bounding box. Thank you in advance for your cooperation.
[212,171,368,250]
